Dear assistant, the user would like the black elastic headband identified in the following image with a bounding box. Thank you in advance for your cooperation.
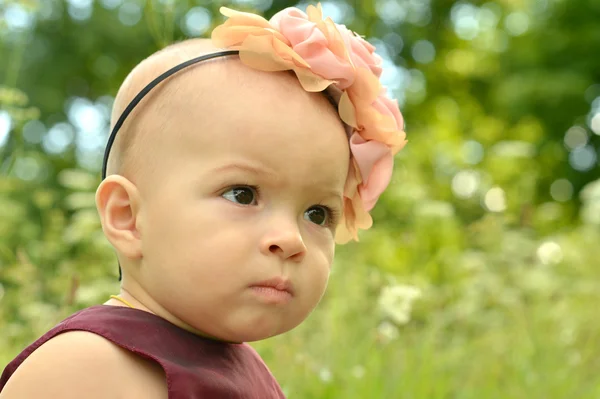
[101,49,239,180]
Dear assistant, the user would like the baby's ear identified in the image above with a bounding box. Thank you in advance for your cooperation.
[95,175,143,260]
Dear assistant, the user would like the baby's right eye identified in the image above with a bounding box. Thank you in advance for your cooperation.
[222,186,258,206]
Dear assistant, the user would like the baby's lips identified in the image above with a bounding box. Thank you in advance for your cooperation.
[249,276,295,296]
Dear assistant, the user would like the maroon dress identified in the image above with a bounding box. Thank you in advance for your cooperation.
[0,305,286,398]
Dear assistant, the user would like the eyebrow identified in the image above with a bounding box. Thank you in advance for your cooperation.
[211,162,344,204]
[209,162,279,178]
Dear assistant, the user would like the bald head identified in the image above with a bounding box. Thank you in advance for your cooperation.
[106,38,344,190]
[106,38,228,180]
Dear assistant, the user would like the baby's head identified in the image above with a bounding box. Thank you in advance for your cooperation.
[95,5,405,343]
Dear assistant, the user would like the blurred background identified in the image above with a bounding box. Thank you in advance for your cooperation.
[1,0,600,397]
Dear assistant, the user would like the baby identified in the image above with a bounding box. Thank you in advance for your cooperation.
[0,4,405,398]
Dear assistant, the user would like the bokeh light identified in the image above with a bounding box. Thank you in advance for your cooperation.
[504,11,529,36]
[569,146,597,172]
[451,2,479,40]
[67,98,106,134]
[462,140,484,165]
[563,126,588,150]
[536,241,563,265]
[382,32,404,56]
[550,178,573,202]
[411,40,435,64]
[483,186,507,212]
[13,156,42,181]
[42,122,75,155]
[0,111,12,147]
[376,0,407,26]
[4,3,35,31]
[66,0,93,22]
[452,170,480,199]
[22,120,45,144]
[118,1,142,26]
[181,7,211,37]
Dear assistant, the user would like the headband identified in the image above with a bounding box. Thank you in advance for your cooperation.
[101,50,239,179]
[102,3,406,249]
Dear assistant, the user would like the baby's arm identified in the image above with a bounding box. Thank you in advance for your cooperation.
[0,331,167,399]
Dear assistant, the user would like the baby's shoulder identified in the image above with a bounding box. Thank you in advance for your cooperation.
[0,331,167,399]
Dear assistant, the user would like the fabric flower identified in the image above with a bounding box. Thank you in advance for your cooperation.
[336,25,383,78]
[339,68,406,153]
[269,5,356,89]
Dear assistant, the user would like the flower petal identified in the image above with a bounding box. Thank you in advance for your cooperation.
[338,91,357,127]
[220,7,274,29]
[212,7,289,48]
[306,3,324,21]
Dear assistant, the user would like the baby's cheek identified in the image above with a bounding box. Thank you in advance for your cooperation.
[304,254,332,303]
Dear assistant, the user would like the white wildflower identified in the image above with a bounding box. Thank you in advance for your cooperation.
[377,321,399,343]
[319,367,332,383]
[351,365,365,379]
[378,284,422,325]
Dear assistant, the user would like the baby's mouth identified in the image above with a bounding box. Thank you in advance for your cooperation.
[249,276,295,304]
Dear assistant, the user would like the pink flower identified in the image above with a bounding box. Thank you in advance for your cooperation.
[336,25,383,78]
[269,5,356,89]
[350,133,394,211]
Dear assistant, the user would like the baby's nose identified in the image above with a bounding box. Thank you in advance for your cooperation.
[260,223,307,263]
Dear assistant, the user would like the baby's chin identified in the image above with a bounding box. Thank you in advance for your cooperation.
[186,314,303,343]
[225,328,290,344]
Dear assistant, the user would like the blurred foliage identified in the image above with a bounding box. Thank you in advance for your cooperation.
[1,0,600,397]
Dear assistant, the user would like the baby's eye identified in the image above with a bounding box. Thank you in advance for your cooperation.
[304,205,335,227]
[222,186,258,205]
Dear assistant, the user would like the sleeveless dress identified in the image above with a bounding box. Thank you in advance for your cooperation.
[0,305,286,398]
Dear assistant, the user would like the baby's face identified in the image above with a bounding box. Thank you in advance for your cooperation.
[133,65,350,342]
